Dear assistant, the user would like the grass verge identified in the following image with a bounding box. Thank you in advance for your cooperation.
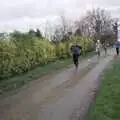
[88,57,120,120]
[0,52,95,96]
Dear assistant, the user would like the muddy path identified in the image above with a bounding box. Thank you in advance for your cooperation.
[0,53,113,120]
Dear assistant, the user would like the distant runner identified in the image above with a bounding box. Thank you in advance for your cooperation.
[70,44,82,69]
[96,40,101,56]
[102,42,107,56]
[115,41,120,55]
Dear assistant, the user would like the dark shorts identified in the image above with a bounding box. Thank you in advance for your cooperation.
[73,54,79,65]
[116,48,119,55]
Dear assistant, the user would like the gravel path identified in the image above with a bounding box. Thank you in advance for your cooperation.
[0,53,113,120]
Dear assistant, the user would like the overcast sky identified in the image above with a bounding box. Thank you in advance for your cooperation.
[0,0,120,32]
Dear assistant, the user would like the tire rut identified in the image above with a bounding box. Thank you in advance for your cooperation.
[39,61,99,105]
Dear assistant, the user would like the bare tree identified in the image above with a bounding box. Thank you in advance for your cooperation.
[59,13,74,41]
[43,21,54,40]
[75,16,94,38]
[52,24,63,44]
[81,8,114,44]
[112,18,120,41]
[74,20,82,36]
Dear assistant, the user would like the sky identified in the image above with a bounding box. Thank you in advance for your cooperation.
[0,0,120,32]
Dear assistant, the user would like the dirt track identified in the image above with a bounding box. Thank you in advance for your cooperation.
[0,52,113,120]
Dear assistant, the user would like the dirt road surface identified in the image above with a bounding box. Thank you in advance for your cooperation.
[0,53,113,120]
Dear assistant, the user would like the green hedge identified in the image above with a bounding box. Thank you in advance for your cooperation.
[0,36,94,80]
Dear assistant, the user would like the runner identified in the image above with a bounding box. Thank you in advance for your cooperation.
[70,44,82,69]
[115,41,120,55]
[102,42,107,56]
[96,40,101,57]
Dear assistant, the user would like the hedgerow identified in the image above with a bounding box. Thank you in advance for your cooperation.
[0,36,94,80]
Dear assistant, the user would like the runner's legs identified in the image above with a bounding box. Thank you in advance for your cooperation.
[73,54,79,69]
[116,48,119,55]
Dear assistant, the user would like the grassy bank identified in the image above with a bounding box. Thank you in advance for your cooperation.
[88,57,120,120]
[0,52,94,96]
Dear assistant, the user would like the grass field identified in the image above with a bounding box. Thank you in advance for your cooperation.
[0,52,94,96]
[88,57,120,120]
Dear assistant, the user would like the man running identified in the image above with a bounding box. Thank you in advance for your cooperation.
[70,44,82,69]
